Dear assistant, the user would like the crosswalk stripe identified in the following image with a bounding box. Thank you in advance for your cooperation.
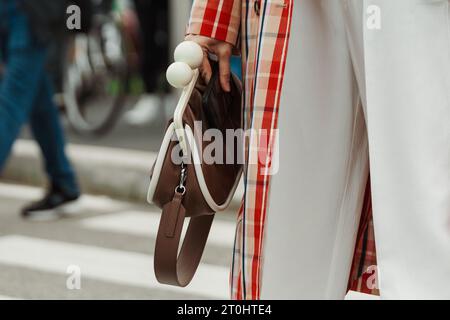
[0,183,42,200]
[12,139,158,170]
[80,211,236,248]
[0,235,228,299]
[0,295,19,300]
[0,183,126,212]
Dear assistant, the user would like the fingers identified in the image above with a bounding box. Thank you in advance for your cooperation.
[217,50,231,92]
[200,50,212,84]
[183,35,232,91]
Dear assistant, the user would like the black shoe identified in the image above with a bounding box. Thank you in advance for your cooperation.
[21,187,80,221]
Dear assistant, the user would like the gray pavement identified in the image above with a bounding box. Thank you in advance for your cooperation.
[0,182,375,300]
[0,182,236,300]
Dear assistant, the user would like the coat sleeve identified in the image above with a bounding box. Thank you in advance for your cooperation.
[187,0,241,47]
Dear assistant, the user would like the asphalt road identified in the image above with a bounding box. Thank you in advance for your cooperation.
[0,182,235,300]
[0,182,377,300]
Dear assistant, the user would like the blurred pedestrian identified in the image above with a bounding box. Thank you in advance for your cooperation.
[124,0,170,125]
[0,0,80,220]
[47,0,93,108]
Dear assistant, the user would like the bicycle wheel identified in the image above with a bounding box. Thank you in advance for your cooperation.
[63,15,129,136]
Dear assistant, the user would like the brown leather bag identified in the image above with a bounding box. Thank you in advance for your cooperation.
[147,61,243,287]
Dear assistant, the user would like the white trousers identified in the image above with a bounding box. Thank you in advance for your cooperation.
[261,0,450,299]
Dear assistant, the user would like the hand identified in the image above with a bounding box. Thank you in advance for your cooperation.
[185,34,233,92]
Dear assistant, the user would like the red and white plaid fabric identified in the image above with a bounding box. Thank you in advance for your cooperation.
[348,177,379,295]
[188,0,378,299]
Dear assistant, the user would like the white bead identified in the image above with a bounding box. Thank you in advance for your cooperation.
[174,41,204,69]
[166,62,194,88]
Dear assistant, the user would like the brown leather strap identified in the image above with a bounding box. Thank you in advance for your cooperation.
[154,191,214,287]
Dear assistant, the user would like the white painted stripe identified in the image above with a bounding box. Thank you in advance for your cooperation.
[0,183,128,212]
[0,235,228,299]
[12,139,157,171]
[0,183,43,200]
[345,291,380,300]
[0,295,19,300]
[80,211,236,248]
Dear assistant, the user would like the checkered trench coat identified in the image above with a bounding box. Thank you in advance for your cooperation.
[188,0,378,299]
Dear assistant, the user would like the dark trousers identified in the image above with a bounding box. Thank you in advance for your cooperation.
[0,0,79,195]
[133,0,169,93]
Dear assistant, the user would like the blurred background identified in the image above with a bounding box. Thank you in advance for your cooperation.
[0,0,241,300]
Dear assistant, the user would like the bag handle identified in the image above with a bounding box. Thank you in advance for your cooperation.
[154,190,214,287]
[166,41,204,158]
[154,41,214,287]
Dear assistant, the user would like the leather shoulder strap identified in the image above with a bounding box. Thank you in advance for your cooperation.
[154,191,214,287]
